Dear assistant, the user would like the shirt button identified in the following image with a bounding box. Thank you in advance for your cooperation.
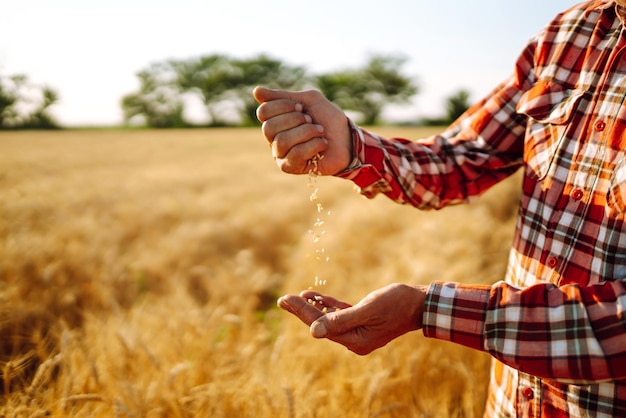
[547,257,558,268]
[571,189,584,200]
[595,120,606,131]
[522,387,534,399]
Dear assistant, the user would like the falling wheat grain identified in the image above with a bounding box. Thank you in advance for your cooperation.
[307,153,331,287]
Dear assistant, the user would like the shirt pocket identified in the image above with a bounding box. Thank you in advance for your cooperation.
[516,80,585,180]
[607,154,626,214]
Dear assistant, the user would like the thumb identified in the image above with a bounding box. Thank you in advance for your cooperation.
[253,86,315,104]
[253,86,291,104]
[310,319,328,338]
[310,309,358,339]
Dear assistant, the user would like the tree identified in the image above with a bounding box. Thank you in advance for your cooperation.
[445,89,471,123]
[170,54,235,126]
[27,87,59,129]
[0,74,59,129]
[124,54,309,127]
[231,55,308,126]
[420,89,472,127]
[122,53,421,128]
[172,54,308,126]
[121,63,187,128]
[316,55,418,125]
[0,75,22,128]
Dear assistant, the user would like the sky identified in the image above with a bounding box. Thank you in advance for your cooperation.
[1,0,577,127]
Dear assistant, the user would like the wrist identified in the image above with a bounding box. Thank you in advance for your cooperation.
[411,285,428,330]
[333,118,361,175]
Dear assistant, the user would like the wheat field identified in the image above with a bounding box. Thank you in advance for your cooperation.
[0,128,522,417]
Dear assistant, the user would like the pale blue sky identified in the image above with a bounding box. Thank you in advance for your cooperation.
[1,1,576,126]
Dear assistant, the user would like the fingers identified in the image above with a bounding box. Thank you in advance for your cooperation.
[277,294,325,326]
[257,95,327,167]
[254,86,326,123]
[272,128,326,161]
[253,86,287,104]
[311,310,377,355]
[299,290,352,310]
[253,86,317,105]
[277,292,374,354]
[254,86,311,124]
[256,99,302,123]
[261,112,315,146]
[278,286,426,356]
[255,86,348,175]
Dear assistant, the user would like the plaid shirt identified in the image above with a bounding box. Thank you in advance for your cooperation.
[337,1,626,416]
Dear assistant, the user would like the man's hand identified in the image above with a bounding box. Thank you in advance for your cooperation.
[277,283,427,355]
[254,87,352,175]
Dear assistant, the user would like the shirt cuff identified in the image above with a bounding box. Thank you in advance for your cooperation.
[422,281,492,352]
[333,120,392,198]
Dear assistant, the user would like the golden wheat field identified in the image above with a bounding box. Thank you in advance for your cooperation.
[0,127,522,417]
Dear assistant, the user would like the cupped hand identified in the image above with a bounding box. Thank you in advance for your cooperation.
[277,284,427,355]
[254,86,353,175]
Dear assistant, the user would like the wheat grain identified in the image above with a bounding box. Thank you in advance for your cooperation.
[306,153,331,288]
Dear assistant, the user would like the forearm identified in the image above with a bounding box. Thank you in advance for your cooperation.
[335,84,526,209]
[422,280,626,384]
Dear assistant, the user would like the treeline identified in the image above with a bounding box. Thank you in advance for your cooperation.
[1,53,472,130]
[121,53,419,128]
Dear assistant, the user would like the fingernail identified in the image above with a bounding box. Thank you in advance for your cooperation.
[304,114,312,123]
[315,124,324,133]
[295,103,303,112]
[310,320,327,338]
[277,296,291,310]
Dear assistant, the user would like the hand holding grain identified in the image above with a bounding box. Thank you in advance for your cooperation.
[277,284,427,355]
[254,87,352,175]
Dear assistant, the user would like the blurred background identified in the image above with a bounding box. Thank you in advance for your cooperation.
[1,0,574,129]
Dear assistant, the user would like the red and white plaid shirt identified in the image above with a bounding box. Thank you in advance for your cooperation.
[337,1,626,416]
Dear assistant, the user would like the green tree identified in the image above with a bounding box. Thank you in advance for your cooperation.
[0,74,59,129]
[420,89,472,127]
[445,89,471,123]
[121,63,187,128]
[231,55,308,126]
[0,74,23,128]
[27,87,60,129]
[316,55,418,125]
[171,54,234,126]
[173,54,308,126]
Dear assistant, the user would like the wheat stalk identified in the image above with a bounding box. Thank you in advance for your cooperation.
[114,396,134,418]
[60,393,105,410]
[282,386,295,418]
[3,351,36,396]
[27,353,62,396]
